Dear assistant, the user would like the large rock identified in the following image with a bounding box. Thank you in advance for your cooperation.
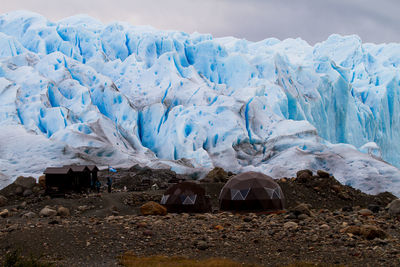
[344,225,387,240]
[203,167,229,183]
[39,207,57,217]
[296,170,312,182]
[317,170,330,178]
[15,176,36,189]
[0,195,7,207]
[140,201,167,216]
[57,207,70,217]
[360,225,388,240]
[291,203,312,216]
[388,199,400,216]
[38,175,46,188]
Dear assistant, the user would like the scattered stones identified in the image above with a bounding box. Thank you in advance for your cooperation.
[57,207,70,217]
[140,201,167,216]
[320,224,330,231]
[297,214,309,220]
[0,195,7,207]
[39,207,57,217]
[78,205,89,211]
[358,209,373,216]
[143,230,153,237]
[283,221,298,230]
[0,209,9,218]
[388,199,400,216]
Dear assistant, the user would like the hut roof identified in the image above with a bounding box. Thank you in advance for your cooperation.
[63,165,90,172]
[86,165,99,172]
[44,167,72,175]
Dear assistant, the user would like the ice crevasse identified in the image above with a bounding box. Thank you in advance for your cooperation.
[0,11,400,196]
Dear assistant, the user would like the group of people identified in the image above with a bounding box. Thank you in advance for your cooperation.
[91,177,113,193]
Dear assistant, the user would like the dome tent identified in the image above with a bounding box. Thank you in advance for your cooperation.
[219,172,285,212]
[160,181,212,213]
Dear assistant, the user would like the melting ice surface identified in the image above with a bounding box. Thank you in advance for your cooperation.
[1,11,400,196]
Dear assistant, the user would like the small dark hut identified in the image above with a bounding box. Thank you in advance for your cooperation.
[44,165,98,194]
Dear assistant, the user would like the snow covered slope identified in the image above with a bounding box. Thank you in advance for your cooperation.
[1,11,400,196]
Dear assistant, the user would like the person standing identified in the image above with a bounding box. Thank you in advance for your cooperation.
[95,180,101,193]
[107,177,113,193]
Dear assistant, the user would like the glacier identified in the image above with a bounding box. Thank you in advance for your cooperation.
[1,11,400,196]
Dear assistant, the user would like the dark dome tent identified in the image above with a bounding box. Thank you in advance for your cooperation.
[219,172,285,212]
[160,181,212,213]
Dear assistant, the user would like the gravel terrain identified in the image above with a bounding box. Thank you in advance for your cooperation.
[0,168,399,266]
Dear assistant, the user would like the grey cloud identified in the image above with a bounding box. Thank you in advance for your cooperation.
[1,0,399,44]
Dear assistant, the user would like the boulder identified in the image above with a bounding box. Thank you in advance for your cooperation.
[203,167,229,183]
[0,195,7,207]
[344,225,387,240]
[317,170,330,178]
[15,176,36,189]
[140,201,167,216]
[57,207,70,217]
[38,175,46,188]
[291,203,312,216]
[296,170,313,183]
[360,225,387,240]
[0,209,9,218]
[388,199,400,216]
[39,207,57,217]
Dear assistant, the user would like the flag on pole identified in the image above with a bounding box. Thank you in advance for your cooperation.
[108,166,117,173]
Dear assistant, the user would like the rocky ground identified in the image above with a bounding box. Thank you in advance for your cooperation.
[0,168,399,266]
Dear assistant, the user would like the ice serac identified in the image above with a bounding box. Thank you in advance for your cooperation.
[1,11,400,196]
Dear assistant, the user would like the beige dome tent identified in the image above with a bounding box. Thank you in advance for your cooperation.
[219,172,285,212]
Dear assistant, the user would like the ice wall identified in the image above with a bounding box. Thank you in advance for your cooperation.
[1,11,400,195]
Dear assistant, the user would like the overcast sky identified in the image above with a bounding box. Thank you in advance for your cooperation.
[1,0,399,44]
